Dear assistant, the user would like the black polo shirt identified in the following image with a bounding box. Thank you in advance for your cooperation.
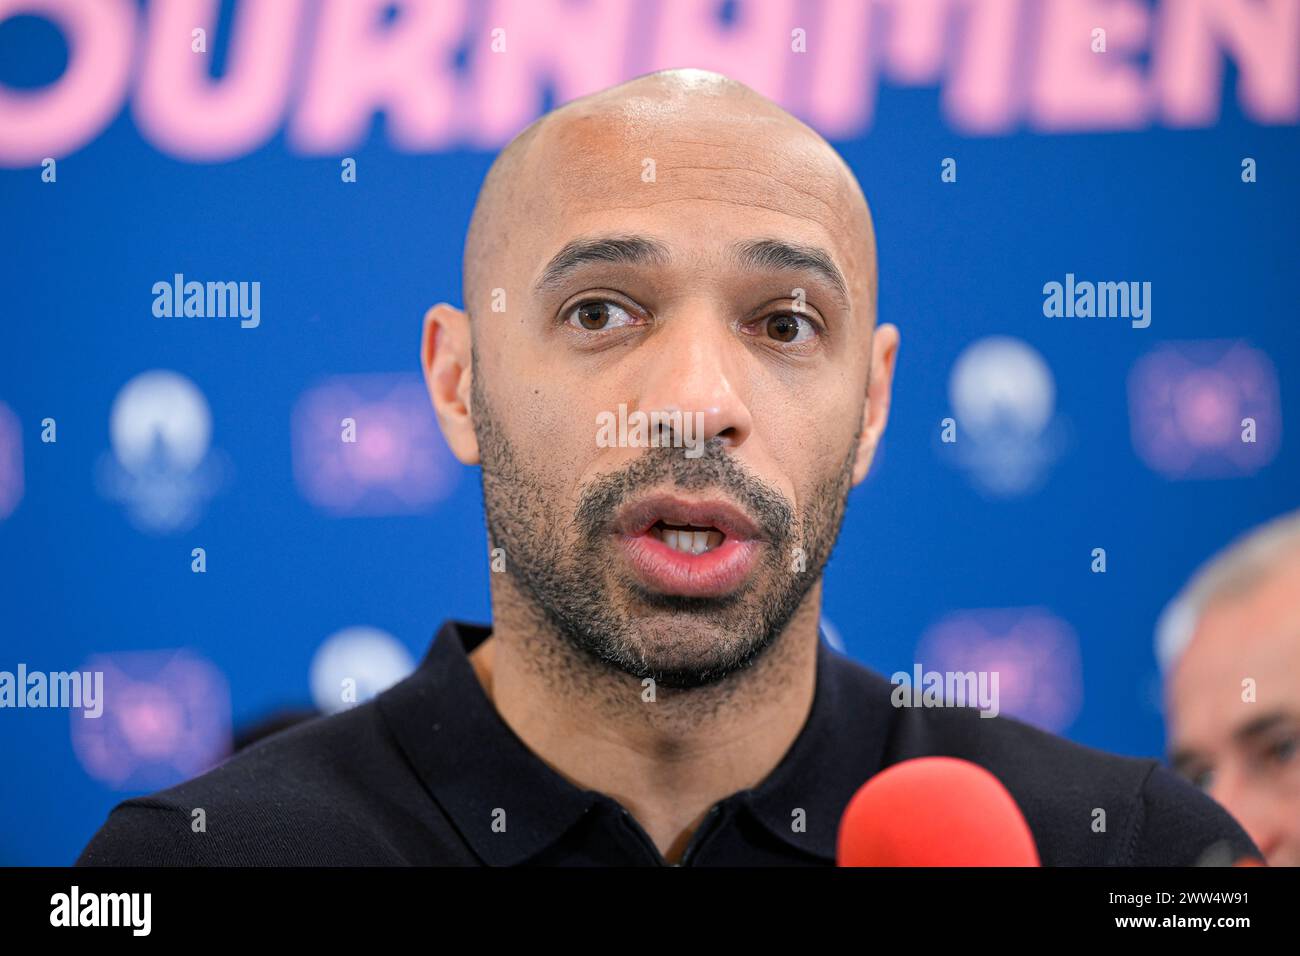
[76,619,1258,866]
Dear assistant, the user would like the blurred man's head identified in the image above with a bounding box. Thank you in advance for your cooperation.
[1158,511,1300,866]
[421,69,898,689]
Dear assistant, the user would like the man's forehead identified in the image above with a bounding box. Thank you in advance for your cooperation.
[1168,580,1300,745]
[533,104,860,228]
[507,106,873,305]
[1192,557,1300,650]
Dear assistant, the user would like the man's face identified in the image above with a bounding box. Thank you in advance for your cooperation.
[435,82,895,689]
[1166,556,1300,865]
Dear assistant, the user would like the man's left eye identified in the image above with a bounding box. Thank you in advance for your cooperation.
[761,313,817,344]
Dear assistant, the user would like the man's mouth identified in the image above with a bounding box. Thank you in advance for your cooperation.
[611,494,763,598]
[647,522,726,555]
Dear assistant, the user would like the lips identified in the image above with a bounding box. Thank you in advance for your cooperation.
[612,495,761,541]
[611,493,764,598]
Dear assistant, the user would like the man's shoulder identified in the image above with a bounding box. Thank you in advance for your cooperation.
[75,698,415,866]
[827,652,1260,865]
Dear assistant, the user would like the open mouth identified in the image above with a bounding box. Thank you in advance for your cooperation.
[647,521,726,555]
[611,494,762,598]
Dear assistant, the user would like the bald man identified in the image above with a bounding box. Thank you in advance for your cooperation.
[1158,510,1300,866]
[78,70,1257,867]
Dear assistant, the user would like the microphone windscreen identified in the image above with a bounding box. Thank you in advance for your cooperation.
[837,756,1040,866]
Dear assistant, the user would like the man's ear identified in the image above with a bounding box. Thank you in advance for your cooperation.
[420,302,480,465]
[851,322,899,485]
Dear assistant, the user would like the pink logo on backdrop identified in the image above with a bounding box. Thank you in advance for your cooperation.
[71,649,231,790]
[0,400,22,519]
[291,372,458,515]
[1128,340,1281,479]
[916,607,1083,733]
[2,0,1297,166]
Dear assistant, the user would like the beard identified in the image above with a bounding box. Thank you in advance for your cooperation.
[471,365,858,690]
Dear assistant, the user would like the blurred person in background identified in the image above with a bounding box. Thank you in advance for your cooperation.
[1158,509,1300,866]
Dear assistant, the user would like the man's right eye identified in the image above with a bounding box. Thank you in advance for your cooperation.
[565,300,637,331]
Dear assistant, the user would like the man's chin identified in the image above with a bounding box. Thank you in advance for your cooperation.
[609,644,763,690]
[583,603,780,689]
[625,581,748,613]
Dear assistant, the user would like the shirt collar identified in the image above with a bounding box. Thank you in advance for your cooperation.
[377,620,894,865]
[377,620,602,866]
[734,638,895,861]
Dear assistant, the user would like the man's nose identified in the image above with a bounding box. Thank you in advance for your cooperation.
[634,308,753,451]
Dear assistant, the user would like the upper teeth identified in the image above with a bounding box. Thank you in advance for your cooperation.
[656,527,723,554]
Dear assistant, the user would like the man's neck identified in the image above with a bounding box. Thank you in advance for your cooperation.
[467,597,823,863]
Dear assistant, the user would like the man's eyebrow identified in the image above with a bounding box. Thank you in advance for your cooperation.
[1169,712,1297,769]
[730,238,850,308]
[1232,711,1295,745]
[532,235,671,295]
[530,234,852,309]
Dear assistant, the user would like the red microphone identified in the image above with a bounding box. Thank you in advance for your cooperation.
[837,756,1040,866]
